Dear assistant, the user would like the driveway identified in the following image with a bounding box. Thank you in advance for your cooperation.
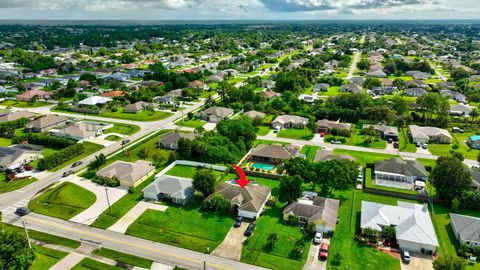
[400,252,433,270]
[302,238,329,270]
[203,122,217,131]
[108,200,168,233]
[416,147,431,155]
[212,222,249,261]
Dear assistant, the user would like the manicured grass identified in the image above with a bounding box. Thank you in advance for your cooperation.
[451,131,480,160]
[254,139,289,147]
[104,123,140,135]
[92,248,153,269]
[428,143,454,157]
[28,182,96,220]
[241,207,312,270]
[399,128,417,153]
[175,118,206,128]
[30,245,68,270]
[49,142,104,172]
[126,196,234,253]
[277,128,313,140]
[333,149,397,165]
[104,135,121,141]
[326,190,405,270]
[71,258,124,270]
[0,174,37,194]
[300,145,321,161]
[255,126,271,136]
[325,127,386,149]
[364,168,418,195]
[320,86,341,97]
[0,100,51,108]
[2,223,80,248]
[417,158,436,169]
[165,164,223,179]
[52,107,172,122]
[91,174,157,229]
[0,137,12,146]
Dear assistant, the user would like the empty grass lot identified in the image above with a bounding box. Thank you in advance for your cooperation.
[92,248,153,269]
[28,182,96,220]
[325,126,386,149]
[326,190,405,270]
[277,128,313,140]
[175,118,206,128]
[333,149,397,165]
[300,145,321,161]
[126,196,234,253]
[0,100,51,108]
[0,175,37,194]
[165,164,223,179]
[255,126,271,136]
[30,245,68,270]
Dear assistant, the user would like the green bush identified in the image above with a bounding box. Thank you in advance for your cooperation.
[37,144,84,170]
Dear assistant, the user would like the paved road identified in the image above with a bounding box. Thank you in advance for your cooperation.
[434,68,447,82]
[5,213,267,270]
[347,35,365,80]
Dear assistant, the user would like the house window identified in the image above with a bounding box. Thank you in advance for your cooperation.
[299,217,308,223]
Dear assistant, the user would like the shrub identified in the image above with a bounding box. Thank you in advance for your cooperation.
[37,144,84,170]
[290,239,305,259]
[13,133,76,148]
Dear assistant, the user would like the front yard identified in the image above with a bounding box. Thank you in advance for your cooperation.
[175,118,206,128]
[28,182,96,220]
[52,107,172,122]
[399,128,417,153]
[300,145,321,161]
[104,123,140,135]
[0,100,52,108]
[277,128,313,140]
[165,164,224,179]
[255,126,271,136]
[126,195,234,253]
[332,149,397,165]
[325,126,386,149]
[0,174,37,194]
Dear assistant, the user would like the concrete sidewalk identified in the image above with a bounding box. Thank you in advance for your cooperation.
[68,175,128,225]
[50,253,85,270]
[108,201,168,233]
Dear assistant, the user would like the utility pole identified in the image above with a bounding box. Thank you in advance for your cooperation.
[104,184,111,213]
[21,218,32,249]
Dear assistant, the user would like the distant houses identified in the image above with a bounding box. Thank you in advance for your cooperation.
[0,144,43,171]
[409,125,452,144]
[143,175,195,205]
[16,90,51,101]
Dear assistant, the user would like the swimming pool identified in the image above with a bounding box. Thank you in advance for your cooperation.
[251,163,275,171]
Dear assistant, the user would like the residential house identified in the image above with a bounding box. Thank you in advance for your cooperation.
[312,83,329,93]
[154,96,174,105]
[405,80,429,89]
[198,106,234,123]
[409,125,452,144]
[143,175,194,205]
[450,213,480,248]
[260,90,278,100]
[361,201,438,253]
[189,80,207,90]
[405,87,428,97]
[450,104,472,117]
[78,96,112,106]
[272,115,308,129]
[244,110,266,121]
[250,144,299,164]
[313,150,355,163]
[374,158,428,189]
[283,196,340,234]
[27,115,68,132]
[363,124,399,141]
[366,70,387,78]
[0,110,35,123]
[159,132,196,150]
[467,135,480,149]
[440,90,466,103]
[97,160,155,188]
[0,144,42,171]
[99,91,125,98]
[52,121,109,141]
[124,101,158,114]
[340,83,362,94]
[349,77,365,85]
[316,119,351,134]
[262,80,276,90]
[208,181,271,219]
[370,86,397,95]
[16,90,51,101]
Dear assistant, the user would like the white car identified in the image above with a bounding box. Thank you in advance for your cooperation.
[273,126,281,133]
[331,140,342,144]
[313,232,323,244]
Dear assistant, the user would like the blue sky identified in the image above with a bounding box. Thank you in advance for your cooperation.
[0,0,477,20]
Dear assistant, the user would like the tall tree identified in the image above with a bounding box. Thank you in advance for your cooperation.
[193,169,216,197]
[0,229,35,270]
[279,175,303,202]
[432,156,472,206]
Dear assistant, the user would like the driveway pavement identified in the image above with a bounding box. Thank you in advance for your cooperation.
[400,252,433,270]
[416,147,431,155]
[68,175,129,225]
[108,201,168,233]
[212,222,249,261]
[50,253,85,270]
[302,238,329,270]
[203,122,217,131]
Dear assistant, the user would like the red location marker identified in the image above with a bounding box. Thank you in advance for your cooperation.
[232,164,249,188]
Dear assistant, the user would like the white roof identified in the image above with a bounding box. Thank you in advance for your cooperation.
[361,201,438,247]
[78,96,112,106]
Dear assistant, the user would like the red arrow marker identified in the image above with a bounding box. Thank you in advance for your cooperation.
[232,164,249,188]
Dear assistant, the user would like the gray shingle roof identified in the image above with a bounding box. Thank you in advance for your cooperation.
[143,175,194,200]
[374,158,427,178]
[283,197,340,228]
[450,213,480,243]
[251,144,292,160]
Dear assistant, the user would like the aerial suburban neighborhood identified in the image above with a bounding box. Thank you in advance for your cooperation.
[0,9,479,270]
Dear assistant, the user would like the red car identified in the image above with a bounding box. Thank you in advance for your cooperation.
[318,243,329,260]
[320,132,326,137]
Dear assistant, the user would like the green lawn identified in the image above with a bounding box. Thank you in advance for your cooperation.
[300,145,321,161]
[92,248,153,269]
[2,223,80,248]
[333,149,397,165]
[29,245,68,270]
[364,168,418,195]
[321,86,341,97]
[0,137,12,146]
[28,182,96,220]
[91,174,158,229]
[105,135,121,141]
[325,126,386,149]
[175,118,206,128]
[428,143,454,157]
[255,126,271,136]
[0,100,51,108]
[416,158,437,169]
[241,207,312,270]
[254,139,289,147]
[49,142,104,172]
[52,107,172,122]
[399,128,417,153]
[326,190,404,270]
[104,123,140,135]
[0,174,37,194]
[450,131,480,160]
[165,164,223,179]
[126,196,234,253]
[277,128,313,140]
[71,258,124,270]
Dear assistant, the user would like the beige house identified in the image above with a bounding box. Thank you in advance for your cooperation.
[408,125,452,144]
[97,160,155,188]
[27,115,68,132]
[272,115,308,129]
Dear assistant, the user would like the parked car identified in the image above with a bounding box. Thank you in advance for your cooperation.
[273,126,281,133]
[244,223,256,236]
[452,127,464,133]
[233,216,243,228]
[72,161,83,167]
[393,142,399,149]
[320,132,326,137]
[416,141,421,147]
[401,250,411,264]
[15,167,24,173]
[23,165,33,171]
[63,170,74,177]
[422,143,428,149]
[313,232,323,244]
[122,139,130,145]
[318,243,329,260]
[387,138,393,144]
[15,207,30,216]
[331,140,342,144]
